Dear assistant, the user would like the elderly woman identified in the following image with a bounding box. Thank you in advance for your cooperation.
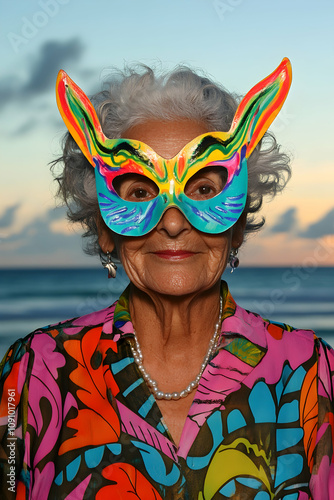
[0,59,333,499]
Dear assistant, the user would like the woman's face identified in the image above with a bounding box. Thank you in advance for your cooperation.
[98,119,245,297]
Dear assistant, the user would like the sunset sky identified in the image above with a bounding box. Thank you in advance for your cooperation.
[1,0,334,267]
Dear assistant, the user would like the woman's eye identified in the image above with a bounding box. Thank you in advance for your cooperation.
[188,182,217,200]
[185,167,227,201]
[129,187,152,199]
[113,174,159,201]
[197,185,214,195]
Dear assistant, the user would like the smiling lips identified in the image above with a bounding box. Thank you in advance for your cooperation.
[153,250,196,260]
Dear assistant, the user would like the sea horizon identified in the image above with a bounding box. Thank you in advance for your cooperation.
[1,266,333,360]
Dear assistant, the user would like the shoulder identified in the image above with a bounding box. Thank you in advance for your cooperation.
[221,281,318,349]
[230,299,333,365]
[225,298,317,347]
[0,302,118,384]
[222,298,334,405]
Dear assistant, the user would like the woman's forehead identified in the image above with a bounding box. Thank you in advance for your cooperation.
[121,119,210,159]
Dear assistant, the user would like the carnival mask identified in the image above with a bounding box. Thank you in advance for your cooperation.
[56,59,292,236]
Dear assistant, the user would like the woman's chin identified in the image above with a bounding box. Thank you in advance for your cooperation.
[133,270,220,298]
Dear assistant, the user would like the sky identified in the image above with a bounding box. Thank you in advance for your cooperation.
[1,0,334,267]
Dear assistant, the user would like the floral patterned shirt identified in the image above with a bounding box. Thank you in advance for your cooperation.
[0,281,333,499]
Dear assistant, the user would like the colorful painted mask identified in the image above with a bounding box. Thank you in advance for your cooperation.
[56,58,292,236]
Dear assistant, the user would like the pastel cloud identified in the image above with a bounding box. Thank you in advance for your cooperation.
[23,39,84,95]
[299,207,334,239]
[0,38,84,109]
[243,233,334,267]
[0,204,20,229]
[269,207,298,234]
[0,206,93,267]
[1,201,334,268]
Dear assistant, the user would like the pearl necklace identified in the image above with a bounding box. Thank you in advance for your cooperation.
[129,296,223,400]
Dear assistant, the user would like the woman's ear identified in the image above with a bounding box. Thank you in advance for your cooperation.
[231,211,247,249]
[96,215,116,253]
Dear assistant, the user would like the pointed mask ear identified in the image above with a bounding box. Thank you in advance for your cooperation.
[230,58,292,157]
[56,70,108,167]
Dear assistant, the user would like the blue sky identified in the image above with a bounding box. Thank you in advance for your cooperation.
[1,0,334,267]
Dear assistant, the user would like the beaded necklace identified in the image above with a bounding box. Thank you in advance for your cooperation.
[129,296,223,400]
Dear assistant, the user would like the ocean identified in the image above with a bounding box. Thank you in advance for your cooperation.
[1,266,333,360]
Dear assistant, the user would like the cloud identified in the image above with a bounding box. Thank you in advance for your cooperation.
[0,204,20,228]
[269,207,298,233]
[0,38,85,108]
[23,39,84,95]
[0,76,18,106]
[0,204,101,267]
[1,206,80,255]
[299,207,334,238]
[10,119,38,136]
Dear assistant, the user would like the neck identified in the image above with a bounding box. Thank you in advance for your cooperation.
[129,281,222,352]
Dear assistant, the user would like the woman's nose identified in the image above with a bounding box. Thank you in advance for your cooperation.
[156,207,191,237]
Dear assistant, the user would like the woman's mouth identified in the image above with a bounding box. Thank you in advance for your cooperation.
[153,250,196,260]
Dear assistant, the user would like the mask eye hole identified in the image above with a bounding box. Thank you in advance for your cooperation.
[113,173,159,201]
[184,166,227,201]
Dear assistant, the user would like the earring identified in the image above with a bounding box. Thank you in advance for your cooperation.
[229,248,239,273]
[100,251,117,278]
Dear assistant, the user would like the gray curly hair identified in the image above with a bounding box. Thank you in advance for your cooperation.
[52,64,291,256]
